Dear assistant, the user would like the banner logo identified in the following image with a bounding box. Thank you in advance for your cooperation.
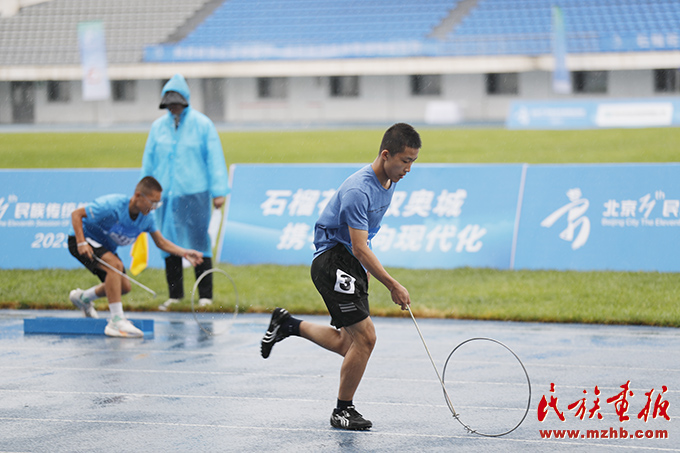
[0,197,10,220]
[541,188,590,250]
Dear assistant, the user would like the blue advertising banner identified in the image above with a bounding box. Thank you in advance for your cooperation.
[601,32,680,52]
[0,169,165,270]
[143,33,680,63]
[220,164,524,269]
[512,164,680,272]
[507,98,680,130]
[3,165,678,273]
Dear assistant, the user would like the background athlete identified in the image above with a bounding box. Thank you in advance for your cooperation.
[260,123,421,430]
[68,176,203,337]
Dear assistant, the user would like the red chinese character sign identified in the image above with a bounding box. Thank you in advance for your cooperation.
[538,382,672,423]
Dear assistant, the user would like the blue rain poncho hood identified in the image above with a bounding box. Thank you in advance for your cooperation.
[161,74,191,105]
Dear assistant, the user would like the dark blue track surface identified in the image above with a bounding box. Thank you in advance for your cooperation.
[1,310,677,452]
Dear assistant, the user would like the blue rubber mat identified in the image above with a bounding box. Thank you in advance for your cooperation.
[24,317,154,337]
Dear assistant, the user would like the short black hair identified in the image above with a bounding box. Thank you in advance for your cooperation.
[379,123,421,156]
[136,176,162,194]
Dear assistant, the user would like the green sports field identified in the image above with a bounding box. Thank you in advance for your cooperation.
[0,127,678,326]
[2,127,680,167]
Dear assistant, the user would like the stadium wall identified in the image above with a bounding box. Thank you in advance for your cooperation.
[0,69,662,126]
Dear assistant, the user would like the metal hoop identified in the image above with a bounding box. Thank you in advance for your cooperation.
[442,337,532,437]
[190,268,239,336]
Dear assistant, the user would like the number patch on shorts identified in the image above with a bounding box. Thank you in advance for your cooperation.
[334,269,356,294]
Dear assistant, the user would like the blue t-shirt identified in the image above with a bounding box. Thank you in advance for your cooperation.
[313,164,395,258]
[69,194,158,253]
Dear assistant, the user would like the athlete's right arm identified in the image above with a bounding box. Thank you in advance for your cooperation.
[70,207,93,260]
[348,226,410,310]
[149,231,204,267]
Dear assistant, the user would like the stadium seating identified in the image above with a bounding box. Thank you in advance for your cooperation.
[0,0,209,65]
[447,0,680,55]
[180,0,457,46]
[2,0,680,66]
[145,0,680,61]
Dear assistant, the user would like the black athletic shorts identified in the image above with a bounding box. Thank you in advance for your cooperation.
[68,235,125,283]
[310,243,370,329]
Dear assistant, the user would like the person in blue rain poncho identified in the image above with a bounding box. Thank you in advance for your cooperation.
[141,74,229,311]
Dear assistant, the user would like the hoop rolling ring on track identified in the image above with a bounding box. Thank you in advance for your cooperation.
[190,268,239,336]
[442,337,532,437]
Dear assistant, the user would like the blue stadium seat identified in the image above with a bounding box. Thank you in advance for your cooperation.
[444,0,680,56]
[148,0,680,61]
[176,0,459,48]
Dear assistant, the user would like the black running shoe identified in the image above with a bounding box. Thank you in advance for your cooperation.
[330,406,372,430]
[260,307,291,359]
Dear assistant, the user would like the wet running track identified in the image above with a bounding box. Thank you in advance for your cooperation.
[0,309,677,452]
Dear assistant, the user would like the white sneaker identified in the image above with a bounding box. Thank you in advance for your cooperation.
[158,298,180,311]
[105,315,143,338]
[198,298,213,307]
[69,288,98,318]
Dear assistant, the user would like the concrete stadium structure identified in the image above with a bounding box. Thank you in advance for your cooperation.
[1,0,679,126]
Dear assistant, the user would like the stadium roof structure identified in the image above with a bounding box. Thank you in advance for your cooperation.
[2,0,680,82]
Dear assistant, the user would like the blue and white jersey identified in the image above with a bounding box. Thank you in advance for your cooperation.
[313,164,395,258]
[70,194,157,253]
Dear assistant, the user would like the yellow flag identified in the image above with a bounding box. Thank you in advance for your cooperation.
[129,232,148,276]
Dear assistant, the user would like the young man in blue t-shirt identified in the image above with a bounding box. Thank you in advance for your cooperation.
[68,176,203,337]
[260,123,421,430]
